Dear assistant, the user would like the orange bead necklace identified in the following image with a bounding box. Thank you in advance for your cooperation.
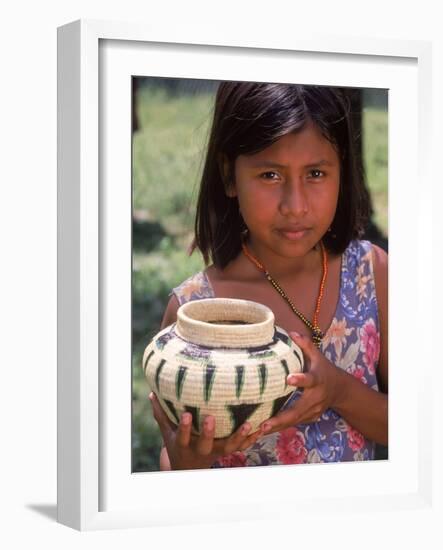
[242,240,328,348]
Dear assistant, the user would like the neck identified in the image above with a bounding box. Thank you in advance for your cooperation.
[243,236,323,280]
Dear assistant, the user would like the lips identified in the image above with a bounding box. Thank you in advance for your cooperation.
[277,225,311,240]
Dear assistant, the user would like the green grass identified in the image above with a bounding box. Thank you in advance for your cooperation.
[132,86,215,233]
[362,107,388,232]
[131,84,388,472]
[131,86,212,470]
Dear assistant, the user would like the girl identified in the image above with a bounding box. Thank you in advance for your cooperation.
[149,82,388,470]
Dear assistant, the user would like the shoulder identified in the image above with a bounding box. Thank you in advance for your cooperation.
[172,270,215,305]
[160,294,180,330]
[368,242,388,290]
[366,242,389,393]
[370,244,388,327]
[161,269,205,329]
[347,240,388,275]
[352,240,388,392]
[163,268,217,328]
[343,240,388,309]
[367,242,388,324]
[371,242,388,267]
[160,271,208,330]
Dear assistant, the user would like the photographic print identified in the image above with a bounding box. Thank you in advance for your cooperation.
[131,77,389,473]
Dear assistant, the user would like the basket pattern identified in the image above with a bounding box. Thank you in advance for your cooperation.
[143,299,304,438]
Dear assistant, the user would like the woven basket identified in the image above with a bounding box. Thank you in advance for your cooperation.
[142,298,304,438]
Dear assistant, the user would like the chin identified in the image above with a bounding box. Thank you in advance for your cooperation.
[274,232,318,253]
[270,241,312,259]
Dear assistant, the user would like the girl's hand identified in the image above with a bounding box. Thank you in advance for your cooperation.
[149,392,264,470]
[260,332,341,434]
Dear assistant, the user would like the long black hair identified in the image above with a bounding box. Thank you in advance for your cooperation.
[192,81,370,268]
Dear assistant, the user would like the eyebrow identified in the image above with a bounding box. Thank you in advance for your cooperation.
[248,159,335,169]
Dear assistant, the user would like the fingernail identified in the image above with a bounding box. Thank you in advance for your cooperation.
[290,331,300,337]
[204,416,214,430]
[262,422,271,433]
[181,412,191,425]
[241,423,251,435]
[148,392,154,401]
[287,374,298,384]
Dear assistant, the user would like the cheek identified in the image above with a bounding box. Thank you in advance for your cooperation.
[236,186,278,222]
[309,183,339,212]
[321,177,340,213]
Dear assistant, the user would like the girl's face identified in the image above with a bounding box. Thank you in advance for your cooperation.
[229,122,340,260]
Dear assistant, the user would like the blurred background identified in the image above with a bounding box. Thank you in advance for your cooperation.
[131,77,388,472]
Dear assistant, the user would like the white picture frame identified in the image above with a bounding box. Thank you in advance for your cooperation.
[57,19,435,531]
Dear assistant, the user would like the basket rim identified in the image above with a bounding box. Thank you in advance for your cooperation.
[176,298,275,348]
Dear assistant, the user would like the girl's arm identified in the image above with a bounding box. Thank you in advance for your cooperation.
[159,445,172,470]
[331,244,388,442]
[160,294,180,330]
[373,244,388,394]
[260,244,389,446]
[330,365,388,444]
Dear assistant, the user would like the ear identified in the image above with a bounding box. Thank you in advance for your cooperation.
[218,154,237,198]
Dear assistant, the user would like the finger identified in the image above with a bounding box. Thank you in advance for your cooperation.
[196,415,216,456]
[149,392,174,437]
[289,331,317,360]
[279,399,325,427]
[260,407,301,435]
[212,424,263,455]
[176,412,192,448]
[222,422,252,454]
[294,411,323,424]
[238,425,266,450]
[287,372,316,389]
[149,392,172,428]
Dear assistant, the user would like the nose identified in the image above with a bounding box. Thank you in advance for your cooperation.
[278,178,308,218]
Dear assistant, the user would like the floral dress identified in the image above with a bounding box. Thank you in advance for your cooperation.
[171,240,381,466]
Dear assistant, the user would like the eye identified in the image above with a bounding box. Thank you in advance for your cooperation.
[308,169,325,179]
[259,171,281,182]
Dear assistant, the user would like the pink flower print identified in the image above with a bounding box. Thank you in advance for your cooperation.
[347,364,367,384]
[360,319,380,375]
[323,318,353,358]
[356,263,371,300]
[347,427,365,451]
[178,273,205,301]
[276,427,307,464]
[217,451,247,468]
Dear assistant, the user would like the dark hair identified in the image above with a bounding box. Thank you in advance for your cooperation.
[191,81,370,268]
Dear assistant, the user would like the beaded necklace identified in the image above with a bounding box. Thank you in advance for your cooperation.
[242,240,328,348]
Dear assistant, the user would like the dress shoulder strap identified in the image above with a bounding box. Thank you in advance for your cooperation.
[339,239,379,330]
[171,271,216,305]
